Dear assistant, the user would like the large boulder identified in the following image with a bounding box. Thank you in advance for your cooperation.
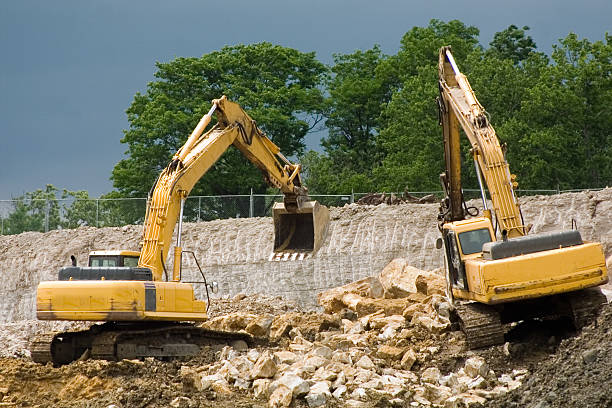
[268,384,292,408]
[379,258,446,297]
[318,277,383,313]
[250,352,277,379]
[341,293,416,317]
[199,312,258,332]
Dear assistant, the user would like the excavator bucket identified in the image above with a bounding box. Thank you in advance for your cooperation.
[272,201,330,253]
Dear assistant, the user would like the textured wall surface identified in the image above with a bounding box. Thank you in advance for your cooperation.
[1,189,610,321]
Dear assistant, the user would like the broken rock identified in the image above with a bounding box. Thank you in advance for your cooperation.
[253,378,271,398]
[318,276,384,313]
[464,356,489,379]
[305,381,332,407]
[268,384,292,408]
[251,352,277,379]
[355,355,375,370]
[401,349,417,370]
[379,258,444,297]
[421,367,441,384]
[377,345,406,360]
[245,315,274,337]
[273,374,310,397]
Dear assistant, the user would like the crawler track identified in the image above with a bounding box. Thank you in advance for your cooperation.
[456,302,505,349]
[567,287,608,329]
[31,322,254,366]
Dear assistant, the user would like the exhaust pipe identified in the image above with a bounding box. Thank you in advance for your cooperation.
[272,201,330,253]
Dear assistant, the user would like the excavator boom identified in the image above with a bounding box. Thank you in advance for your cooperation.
[438,46,524,237]
[140,96,329,281]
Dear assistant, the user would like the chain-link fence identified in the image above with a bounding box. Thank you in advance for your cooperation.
[0,188,605,235]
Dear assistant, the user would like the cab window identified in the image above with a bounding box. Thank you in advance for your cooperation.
[458,228,492,255]
[89,257,118,267]
[123,256,139,267]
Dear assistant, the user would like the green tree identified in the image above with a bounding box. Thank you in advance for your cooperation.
[3,185,61,234]
[303,46,395,193]
[61,190,97,228]
[95,191,147,226]
[550,33,612,187]
[323,46,394,172]
[487,25,537,64]
[374,20,482,192]
[111,43,327,203]
[496,33,612,189]
[300,150,377,194]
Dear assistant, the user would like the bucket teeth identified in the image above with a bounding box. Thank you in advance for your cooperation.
[269,251,309,262]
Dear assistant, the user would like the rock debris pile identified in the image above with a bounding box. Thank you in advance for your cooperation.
[176,258,529,407]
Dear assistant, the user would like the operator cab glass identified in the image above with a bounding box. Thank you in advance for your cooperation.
[123,256,139,267]
[458,228,492,255]
[89,255,139,267]
[89,256,118,267]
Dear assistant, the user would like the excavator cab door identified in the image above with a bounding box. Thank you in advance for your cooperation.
[443,230,468,291]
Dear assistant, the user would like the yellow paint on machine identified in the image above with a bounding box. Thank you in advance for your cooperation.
[456,242,607,304]
[36,280,207,321]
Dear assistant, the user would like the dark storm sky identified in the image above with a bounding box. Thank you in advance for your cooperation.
[1,0,610,198]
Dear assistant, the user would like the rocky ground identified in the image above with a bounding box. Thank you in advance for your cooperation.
[0,260,609,408]
[0,189,610,407]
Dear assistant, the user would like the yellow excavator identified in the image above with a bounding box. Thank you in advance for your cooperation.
[436,47,608,348]
[32,96,329,364]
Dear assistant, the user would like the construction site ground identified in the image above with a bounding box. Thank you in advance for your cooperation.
[0,190,610,407]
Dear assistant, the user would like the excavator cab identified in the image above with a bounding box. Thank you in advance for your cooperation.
[441,218,495,291]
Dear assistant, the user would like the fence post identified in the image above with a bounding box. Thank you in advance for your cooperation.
[96,199,99,227]
[249,188,254,218]
[351,188,355,204]
[198,197,201,222]
[44,199,50,233]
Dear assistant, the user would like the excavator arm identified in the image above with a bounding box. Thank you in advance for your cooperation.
[139,96,328,281]
[437,46,525,238]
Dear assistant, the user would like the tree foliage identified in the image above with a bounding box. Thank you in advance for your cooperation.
[303,46,395,193]
[310,23,611,193]
[487,25,537,64]
[1,185,103,234]
[111,43,327,199]
[373,19,482,192]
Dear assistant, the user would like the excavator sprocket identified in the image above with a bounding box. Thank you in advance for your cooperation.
[31,322,254,366]
[455,302,505,349]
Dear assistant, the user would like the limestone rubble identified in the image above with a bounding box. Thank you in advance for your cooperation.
[182,258,529,407]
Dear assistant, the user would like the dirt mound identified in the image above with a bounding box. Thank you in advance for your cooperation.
[356,192,437,205]
[490,303,612,408]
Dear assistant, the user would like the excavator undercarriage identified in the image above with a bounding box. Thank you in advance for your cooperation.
[453,287,608,349]
[31,322,254,366]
